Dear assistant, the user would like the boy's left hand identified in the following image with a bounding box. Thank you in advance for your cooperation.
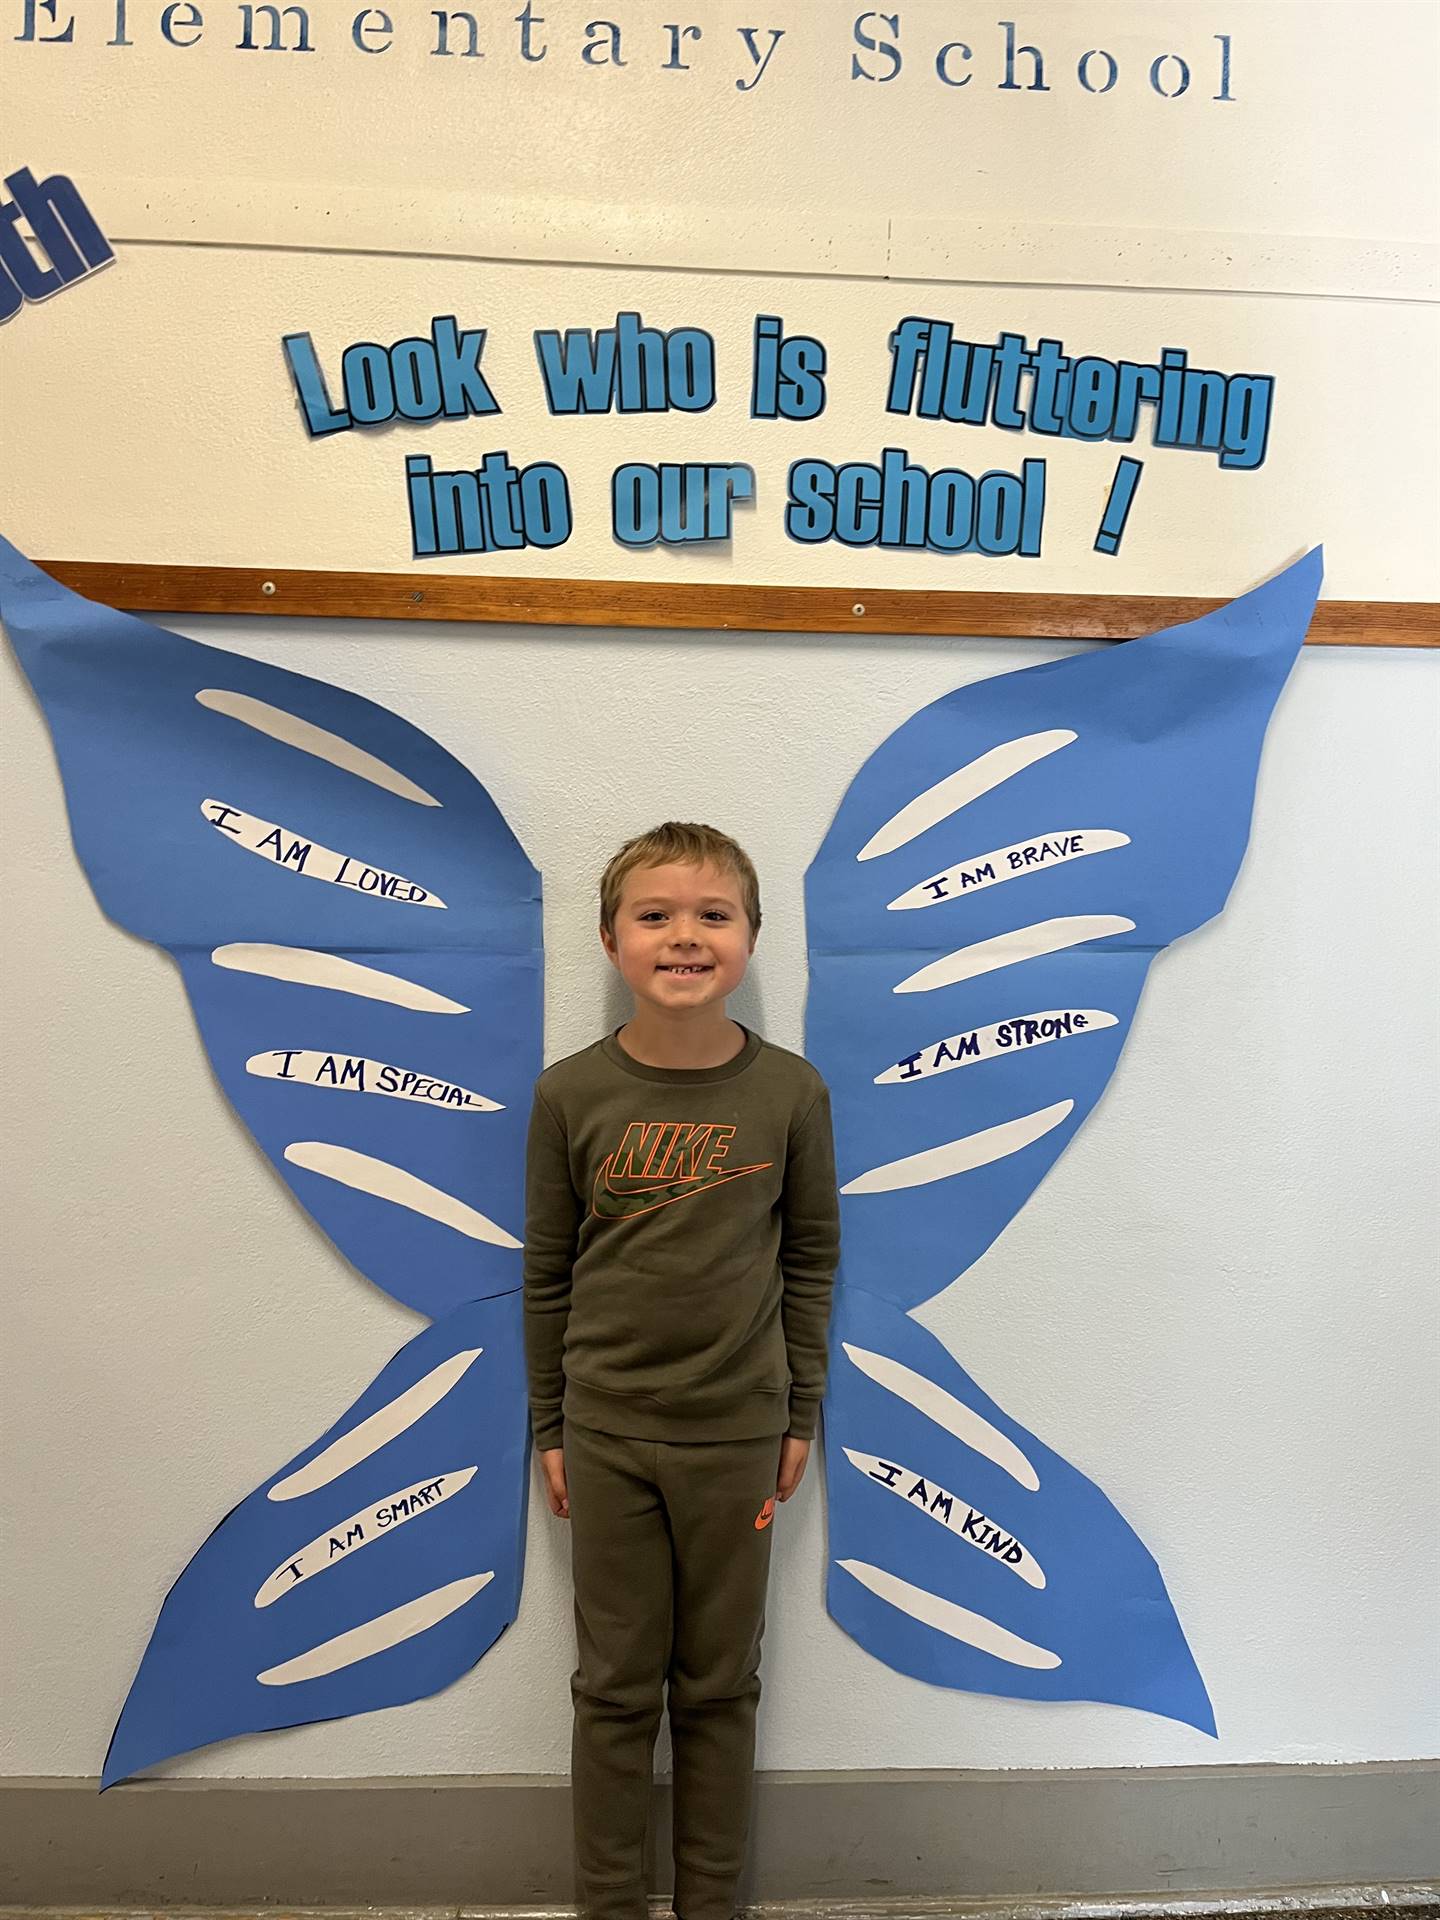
[776,1434,811,1502]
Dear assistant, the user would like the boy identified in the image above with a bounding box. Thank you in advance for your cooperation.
[522,820,841,1920]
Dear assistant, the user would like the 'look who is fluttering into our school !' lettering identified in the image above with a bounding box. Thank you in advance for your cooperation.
[275,309,1274,562]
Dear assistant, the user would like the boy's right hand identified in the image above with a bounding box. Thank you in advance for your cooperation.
[539,1446,569,1519]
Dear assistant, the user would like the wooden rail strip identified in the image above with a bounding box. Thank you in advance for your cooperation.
[35,561,1440,647]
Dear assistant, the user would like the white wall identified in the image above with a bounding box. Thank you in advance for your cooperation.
[2,611,1437,1778]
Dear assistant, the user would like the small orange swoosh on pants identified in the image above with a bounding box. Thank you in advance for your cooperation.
[754,1498,776,1531]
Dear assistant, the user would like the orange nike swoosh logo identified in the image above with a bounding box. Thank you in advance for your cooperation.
[591,1153,772,1221]
[754,1498,776,1530]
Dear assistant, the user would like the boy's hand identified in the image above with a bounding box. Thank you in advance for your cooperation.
[543,1438,810,1516]
[776,1434,811,1502]
[539,1446,569,1519]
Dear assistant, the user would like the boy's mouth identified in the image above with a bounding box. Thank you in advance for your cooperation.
[658,964,712,976]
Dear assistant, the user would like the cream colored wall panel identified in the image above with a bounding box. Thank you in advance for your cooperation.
[6,3,1437,288]
[89,177,891,279]
[2,247,1435,600]
[78,177,1440,299]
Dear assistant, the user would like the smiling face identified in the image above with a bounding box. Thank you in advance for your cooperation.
[600,857,756,1017]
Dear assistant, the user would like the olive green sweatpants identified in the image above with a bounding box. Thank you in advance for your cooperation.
[563,1416,784,1920]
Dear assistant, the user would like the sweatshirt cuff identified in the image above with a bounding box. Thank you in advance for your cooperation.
[785,1394,822,1441]
[531,1410,564,1452]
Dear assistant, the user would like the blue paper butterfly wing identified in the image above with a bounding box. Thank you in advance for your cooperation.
[1,534,541,1778]
[825,1285,1216,1732]
[0,534,540,1319]
[807,552,1323,1731]
[102,1294,529,1787]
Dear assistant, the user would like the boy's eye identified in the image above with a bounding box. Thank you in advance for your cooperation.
[638,909,729,921]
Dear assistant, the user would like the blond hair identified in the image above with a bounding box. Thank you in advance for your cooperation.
[598,821,761,938]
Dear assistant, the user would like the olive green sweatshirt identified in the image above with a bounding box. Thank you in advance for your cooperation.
[522,1022,840,1450]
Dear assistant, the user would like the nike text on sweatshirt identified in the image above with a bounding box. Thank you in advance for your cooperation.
[522,1023,841,1449]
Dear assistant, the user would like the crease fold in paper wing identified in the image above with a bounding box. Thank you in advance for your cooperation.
[806,549,1324,1731]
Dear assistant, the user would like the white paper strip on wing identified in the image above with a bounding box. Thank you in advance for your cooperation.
[857,731,1076,861]
[841,1344,1040,1492]
[877,1010,1118,1082]
[268,1350,484,1502]
[255,1468,479,1606]
[256,1573,494,1685]
[196,690,442,806]
[201,799,445,907]
[837,1559,1061,1669]
[283,1142,524,1248]
[895,916,1136,993]
[211,943,469,1014]
[246,1049,501,1111]
[841,1100,1073,1194]
[842,1448,1045,1589]
[888,831,1130,910]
